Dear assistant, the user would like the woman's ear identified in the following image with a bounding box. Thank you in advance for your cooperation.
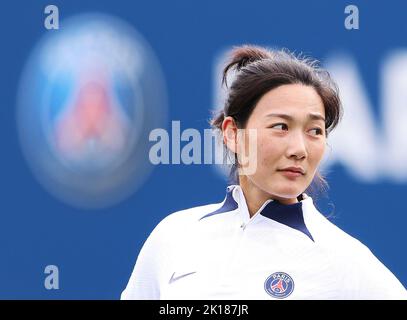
[222,116,238,154]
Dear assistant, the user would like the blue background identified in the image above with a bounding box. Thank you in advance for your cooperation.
[0,0,406,299]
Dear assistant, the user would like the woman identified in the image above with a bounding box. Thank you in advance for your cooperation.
[121,45,407,299]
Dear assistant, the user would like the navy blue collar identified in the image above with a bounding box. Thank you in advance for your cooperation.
[199,188,238,220]
[200,186,314,242]
[261,197,314,241]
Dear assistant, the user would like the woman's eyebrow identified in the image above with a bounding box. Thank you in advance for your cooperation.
[266,113,325,122]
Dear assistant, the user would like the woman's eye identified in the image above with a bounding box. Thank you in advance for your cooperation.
[269,124,324,136]
[309,128,324,136]
[270,123,288,130]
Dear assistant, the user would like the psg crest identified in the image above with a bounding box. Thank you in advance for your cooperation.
[264,272,294,299]
[16,13,167,209]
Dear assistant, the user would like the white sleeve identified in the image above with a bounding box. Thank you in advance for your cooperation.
[351,246,407,299]
[121,218,171,300]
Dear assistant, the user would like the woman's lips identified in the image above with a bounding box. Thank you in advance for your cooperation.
[278,170,304,178]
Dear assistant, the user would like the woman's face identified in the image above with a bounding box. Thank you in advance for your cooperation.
[234,84,327,203]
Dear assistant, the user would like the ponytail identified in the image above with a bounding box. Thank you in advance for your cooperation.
[222,45,272,88]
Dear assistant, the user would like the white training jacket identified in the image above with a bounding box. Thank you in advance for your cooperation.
[121,185,407,300]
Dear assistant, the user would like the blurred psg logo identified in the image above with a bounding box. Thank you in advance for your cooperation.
[16,13,167,209]
[264,272,295,299]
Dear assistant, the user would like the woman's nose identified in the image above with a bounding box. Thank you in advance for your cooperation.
[286,132,307,159]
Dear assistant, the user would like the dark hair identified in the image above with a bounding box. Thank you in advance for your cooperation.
[210,45,343,200]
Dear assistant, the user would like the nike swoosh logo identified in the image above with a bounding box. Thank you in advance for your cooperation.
[169,271,197,284]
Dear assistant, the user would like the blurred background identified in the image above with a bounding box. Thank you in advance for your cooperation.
[0,0,406,299]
